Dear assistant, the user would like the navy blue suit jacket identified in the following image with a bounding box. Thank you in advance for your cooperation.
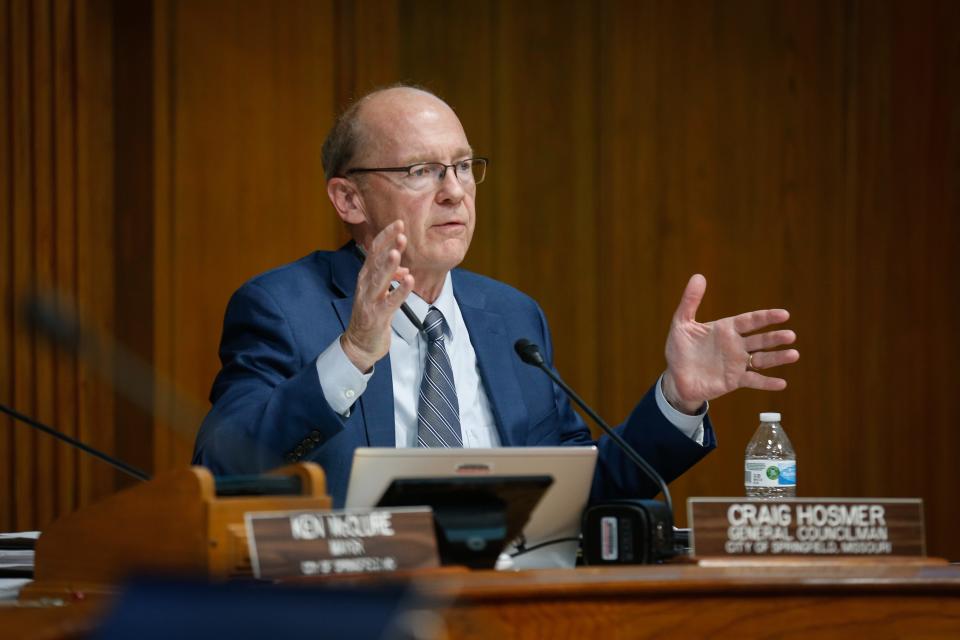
[193,244,716,506]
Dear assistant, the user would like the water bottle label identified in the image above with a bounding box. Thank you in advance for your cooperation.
[745,459,796,487]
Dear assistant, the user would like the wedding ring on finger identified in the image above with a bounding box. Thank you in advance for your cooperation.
[747,352,757,372]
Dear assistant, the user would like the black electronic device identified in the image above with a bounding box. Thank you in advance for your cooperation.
[376,475,553,569]
[581,499,675,564]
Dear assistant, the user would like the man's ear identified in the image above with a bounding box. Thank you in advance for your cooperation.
[326,177,367,225]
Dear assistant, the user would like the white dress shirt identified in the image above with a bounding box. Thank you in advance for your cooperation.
[315,273,705,446]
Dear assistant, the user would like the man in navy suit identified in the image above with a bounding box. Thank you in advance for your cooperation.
[193,86,799,506]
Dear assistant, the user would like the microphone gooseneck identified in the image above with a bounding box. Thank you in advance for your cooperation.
[0,403,151,482]
[26,292,209,437]
[513,339,673,516]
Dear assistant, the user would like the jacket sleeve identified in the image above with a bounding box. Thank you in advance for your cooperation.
[192,281,349,474]
[533,304,717,502]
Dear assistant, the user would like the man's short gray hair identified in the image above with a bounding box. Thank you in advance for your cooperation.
[321,83,438,182]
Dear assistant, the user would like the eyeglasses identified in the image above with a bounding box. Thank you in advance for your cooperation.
[345,157,488,191]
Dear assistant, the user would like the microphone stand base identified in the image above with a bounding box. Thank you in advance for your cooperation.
[581,499,675,565]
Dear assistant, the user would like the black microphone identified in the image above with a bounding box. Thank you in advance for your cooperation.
[514,339,672,511]
[23,291,299,495]
[25,293,208,434]
[514,338,675,563]
[1,403,150,482]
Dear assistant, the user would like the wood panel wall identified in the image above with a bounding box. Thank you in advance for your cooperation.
[1,0,116,532]
[3,0,959,559]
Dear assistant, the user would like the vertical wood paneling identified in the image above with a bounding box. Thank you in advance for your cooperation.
[333,0,399,112]
[53,0,79,517]
[152,0,175,475]
[839,0,864,500]
[848,0,960,558]
[32,0,58,527]
[11,0,37,529]
[330,0,399,251]
[1,0,114,530]
[396,0,497,275]
[597,0,853,520]
[491,0,601,402]
[596,0,670,432]
[152,0,340,470]
[112,0,155,485]
[74,0,115,504]
[926,0,960,560]
[0,0,14,531]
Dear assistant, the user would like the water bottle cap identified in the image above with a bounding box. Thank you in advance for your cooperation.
[759,412,781,422]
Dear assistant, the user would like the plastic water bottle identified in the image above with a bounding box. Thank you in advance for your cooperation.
[744,412,796,499]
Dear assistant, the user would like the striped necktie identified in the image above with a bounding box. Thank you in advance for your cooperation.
[416,307,463,447]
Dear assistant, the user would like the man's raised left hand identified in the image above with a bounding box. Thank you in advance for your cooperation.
[661,274,799,414]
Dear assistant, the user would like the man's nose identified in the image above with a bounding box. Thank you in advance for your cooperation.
[436,166,466,201]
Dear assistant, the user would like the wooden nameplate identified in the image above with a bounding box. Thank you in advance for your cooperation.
[20,463,331,600]
[247,506,440,579]
[688,497,925,559]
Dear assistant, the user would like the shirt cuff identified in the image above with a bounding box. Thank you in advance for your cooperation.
[316,336,373,417]
[655,374,707,445]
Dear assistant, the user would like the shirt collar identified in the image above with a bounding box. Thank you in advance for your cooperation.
[391,272,456,345]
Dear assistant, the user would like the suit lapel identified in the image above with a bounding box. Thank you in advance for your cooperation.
[453,272,529,447]
[328,252,528,448]
[329,245,396,447]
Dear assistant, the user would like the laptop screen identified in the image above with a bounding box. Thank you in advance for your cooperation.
[345,446,598,569]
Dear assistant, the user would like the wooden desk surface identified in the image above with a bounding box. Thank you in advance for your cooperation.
[416,557,958,592]
[417,559,960,638]
[5,559,960,639]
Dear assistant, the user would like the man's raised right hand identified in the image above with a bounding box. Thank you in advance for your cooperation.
[340,220,415,373]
